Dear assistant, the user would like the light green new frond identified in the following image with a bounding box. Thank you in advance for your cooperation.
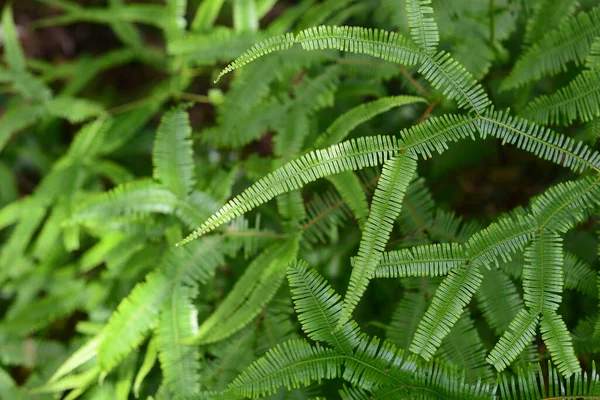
[409,262,483,361]
[340,154,417,327]
[478,108,600,173]
[314,96,426,150]
[287,260,360,355]
[215,33,295,82]
[233,0,258,33]
[327,171,369,228]
[466,214,536,268]
[153,108,196,198]
[523,68,600,125]
[45,96,106,122]
[194,239,298,344]
[178,135,401,245]
[49,332,104,383]
[502,5,600,90]
[476,268,523,336]
[498,362,600,400]
[227,340,343,398]
[540,312,580,377]
[2,6,26,71]
[523,231,564,313]
[418,52,490,113]
[399,114,477,159]
[374,243,466,278]
[0,103,45,154]
[133,338,157,398]
[156,285,200,397]
[486,308,539,372]
[191,0,225,31]
[523,0,577,46]
[532,176,600,232]
[563,252,596,297]
[406,0,439,55]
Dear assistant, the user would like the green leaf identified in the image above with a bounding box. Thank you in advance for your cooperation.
[2,6,26,71]
[406,0,439,55]
[374,243,466,278]
[339,153,417,327]
[540,312,580,377]
[133,338,158,398]
[191,0,225,31]
[327,171,369,228]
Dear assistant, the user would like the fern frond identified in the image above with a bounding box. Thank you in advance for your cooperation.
[340,154,417,327]
[178,135,401,245]
[49,332,104,383]
[523,0,577,46]
[153,108,196,198]
[466,214,536,268]
[523,231,564,313]
[326,171,369,228]
[0,104,45,153]
[2,6,26,71]
[540,312,580,377]
[498,361,600,400]
[478,108,600,173]
[374,243,466,278]
[502,5,600,90]
[191,0,225,31]
[133,337,157,398]
[589,37,600,69]
[409,263,483,361]
[531,176,600,233]
[476,268,523,336]
[397,176,435,236]
[315,96,426,150]
[523,68,600,125]
[563,252,596,297]
[156,285,201,397]
[287,260,360,355]
[227,340,342,398]
[406,0,439,55]
[486,308,539,372]
[302,190,352,244]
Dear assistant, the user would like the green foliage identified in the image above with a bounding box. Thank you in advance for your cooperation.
[2,0,600,398]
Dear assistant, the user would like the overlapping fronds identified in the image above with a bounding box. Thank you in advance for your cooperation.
[406,0,439,55]
[563,252,596,296]
[523,68,600,125]
[178,135,401,245]
[523,231,564,312]
[153,108,196,198]
[498,362,600,399]
[397,176,435,237]
[339,154,417,327]
[478,108,600,173]
[523,0,577,46]
[476,268,523,335]
[327,171,369,228]
[486,308,539,372]
[540,312,580,377]
[409,262,483,360]
[314,96,427,150]
[374,243,466,278]
[502,5,600,90]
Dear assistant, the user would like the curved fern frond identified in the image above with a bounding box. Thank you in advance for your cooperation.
[523,231,563,313]
[486,308,539,372]
[523,68,600,125]
[153,108,196,198]
[478,108,600,173]
[326,171,369,228]
[227,340,343,398]
[374,243,466,278]
[502,5,600,90]
[156,285,201,397]
[287,260,360,355]
[178,135,400,245]
[498,362,600,400]
[314,95,427,150]
[133,337,157,398]
[406,0,439,55]
[339,154,417,327]
[540,312,580,377]
[409,262,483,361]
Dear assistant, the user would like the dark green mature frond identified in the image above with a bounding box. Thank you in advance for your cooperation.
[340,154,417,327]
[563,252,596,297]
[409,262,483,361]
[374,243,466,278]
[327,171,369,228]
[399,114,477,159]
[498,361,600,400]
[287,260,360,355]
[486,308,539,372]
[314,96,427,150]
[466,214,536,268]
[153,108,196,198]
[523,231,564,313]
[540,312,580,377]
[406,0,439,55]
[156,285,201,397]
[523,68,600,125]
[502,5,600,90]
[589,37,600,69]
[397,177,435,237]
[523,0,577,46]
[227,340,343,398]
[531,176,600,232]
[478,108,600,173]
[476,268,523,336]
[178,135,400,245]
